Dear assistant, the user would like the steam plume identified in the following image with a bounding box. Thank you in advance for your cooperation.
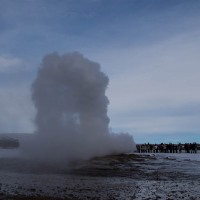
[27,52,135,163]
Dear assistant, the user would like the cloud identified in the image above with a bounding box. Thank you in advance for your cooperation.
[0,55,28,73]
[0,86,36,133]
[87,30,200,137]
[0,55,35,133]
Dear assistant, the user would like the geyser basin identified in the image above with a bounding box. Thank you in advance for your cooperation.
[25,52,135,163]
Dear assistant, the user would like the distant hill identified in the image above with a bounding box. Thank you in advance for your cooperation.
[0,135,19,149]
[0,133,34,149]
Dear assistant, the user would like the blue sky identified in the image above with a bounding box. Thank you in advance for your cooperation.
[0,0,200,143]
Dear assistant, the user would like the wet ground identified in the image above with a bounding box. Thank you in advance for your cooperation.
[0,152,199,199]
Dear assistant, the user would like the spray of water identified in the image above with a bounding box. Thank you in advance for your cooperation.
[25,52,135,163]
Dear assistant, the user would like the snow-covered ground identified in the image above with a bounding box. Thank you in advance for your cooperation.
[0,149,199,161]
[0,149,199,199]
[135,153,200,199]
[152,151,200,161]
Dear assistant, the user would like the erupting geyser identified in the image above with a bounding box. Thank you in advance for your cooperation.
[26,52,135,163]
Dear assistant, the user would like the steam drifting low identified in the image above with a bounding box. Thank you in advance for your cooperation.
[27,52,135,163]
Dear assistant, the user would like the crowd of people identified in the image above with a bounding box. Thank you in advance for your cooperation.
[136,142,198,153]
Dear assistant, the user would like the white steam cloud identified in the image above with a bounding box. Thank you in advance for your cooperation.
[25,52,135,163]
